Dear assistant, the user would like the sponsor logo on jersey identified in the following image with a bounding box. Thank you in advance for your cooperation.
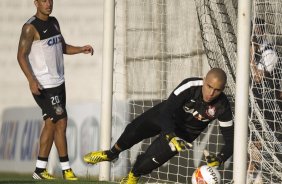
[183,100,195,113]
[193,111,209,122]
[183,100,210,122]
[183,106,194,114]
[47,35,62,46]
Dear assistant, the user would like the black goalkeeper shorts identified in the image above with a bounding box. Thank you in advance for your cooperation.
[32,82,67,123]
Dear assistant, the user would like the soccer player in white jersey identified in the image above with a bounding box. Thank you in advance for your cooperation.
[250,24,282,126]
[17,0,93,180]
[84,68,234,184]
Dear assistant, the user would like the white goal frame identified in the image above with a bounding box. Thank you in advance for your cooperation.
[99,0,115,181]
[99,0,252,183]
[233,0,252,183]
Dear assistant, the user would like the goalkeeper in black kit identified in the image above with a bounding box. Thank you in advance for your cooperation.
[84,68,234,184]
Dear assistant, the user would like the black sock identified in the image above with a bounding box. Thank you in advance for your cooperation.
[59,155,69,162]
[105,145,121,159]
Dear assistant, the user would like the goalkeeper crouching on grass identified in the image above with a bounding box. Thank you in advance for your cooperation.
[84,68,234,184]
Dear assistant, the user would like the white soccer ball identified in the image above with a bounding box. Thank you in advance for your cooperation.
[191,165,221,184]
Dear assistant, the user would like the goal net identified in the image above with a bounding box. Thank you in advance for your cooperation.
[110,0,282,183]
[248,0,282,183]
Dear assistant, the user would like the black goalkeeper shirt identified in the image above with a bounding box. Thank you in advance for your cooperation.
[160,77,234,161]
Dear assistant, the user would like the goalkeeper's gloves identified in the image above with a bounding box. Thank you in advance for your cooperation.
[205,154,223,168]
[165,133,192,152]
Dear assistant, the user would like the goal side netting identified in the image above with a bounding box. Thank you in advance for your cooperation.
[247,1,282,183]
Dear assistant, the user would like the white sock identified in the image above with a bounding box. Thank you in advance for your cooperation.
[36,160,48,169]
[60,161,71,170]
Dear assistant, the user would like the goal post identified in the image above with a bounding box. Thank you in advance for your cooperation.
[233,0,252,183]
[99,0,115,181]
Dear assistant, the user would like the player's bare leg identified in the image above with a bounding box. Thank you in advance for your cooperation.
[33,118,56,180]
[54,118,68,156]
[54,118,77,180]
[39,118,56,157]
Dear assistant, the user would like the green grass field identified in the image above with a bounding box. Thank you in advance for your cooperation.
[0,173,115,184]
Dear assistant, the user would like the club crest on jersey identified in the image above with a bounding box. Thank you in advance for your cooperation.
[54,104,64,115]
[206,105,216,118]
